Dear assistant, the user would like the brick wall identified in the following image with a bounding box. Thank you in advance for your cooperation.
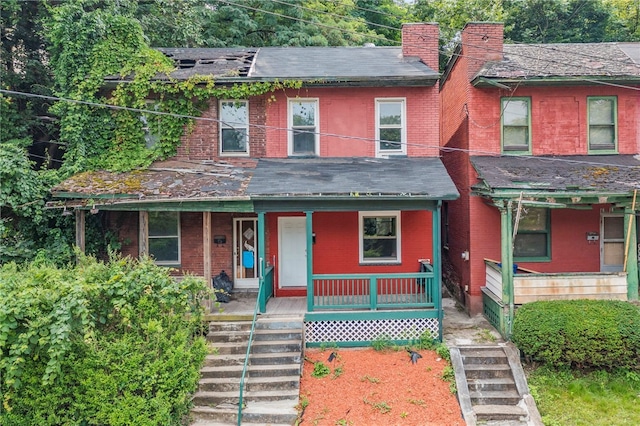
[402,23,440,73]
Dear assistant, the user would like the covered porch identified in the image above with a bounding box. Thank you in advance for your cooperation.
[471,155,640,338]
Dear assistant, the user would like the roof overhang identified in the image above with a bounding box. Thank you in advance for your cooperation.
[472,76,640,88]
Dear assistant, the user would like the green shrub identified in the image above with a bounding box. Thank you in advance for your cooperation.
[0,253,208,425]
[512,300,640,370]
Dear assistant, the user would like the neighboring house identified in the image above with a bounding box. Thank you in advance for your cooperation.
[52,23,459,344]
[439,23,640,336]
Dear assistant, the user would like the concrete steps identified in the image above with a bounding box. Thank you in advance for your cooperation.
[450,344,543,426]
[190,316,303,426]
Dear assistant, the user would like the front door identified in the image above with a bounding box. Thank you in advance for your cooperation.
[601,213,624,272]
[278,217,308,288]
[233,218,258,289]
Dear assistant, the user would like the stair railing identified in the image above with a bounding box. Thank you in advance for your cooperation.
[237,257,265,426]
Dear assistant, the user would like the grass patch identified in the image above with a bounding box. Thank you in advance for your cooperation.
[528,365,640,426]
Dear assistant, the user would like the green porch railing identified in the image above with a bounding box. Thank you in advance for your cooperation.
[259,266,274,313]
[308,266,436,312]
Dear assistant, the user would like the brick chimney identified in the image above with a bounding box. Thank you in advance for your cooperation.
[460,22,504,81]
[402,23,439,72]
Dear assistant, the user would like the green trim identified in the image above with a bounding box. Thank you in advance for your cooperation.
[306,211,314,312]
[433,201,443,341]
[587,96,618,154]
[500,204,514,338]
[258,212,268,313]
[473,76,640,88]
[253,198,442,212]
[625,208,639,300]
[304,309,439,322]
[501,97,532,154]
[306,339,426,348]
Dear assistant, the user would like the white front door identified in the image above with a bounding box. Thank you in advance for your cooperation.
[601,213,624,272]
[233,218,259,289]
[278,217,308,288]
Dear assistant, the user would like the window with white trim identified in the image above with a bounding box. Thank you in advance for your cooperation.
[376,99,406,157]
[148,211,180,265]
[588,96,617,152]
[501,97,530,152]
[288,99,318,156]
[359,211,401,263]
[220,100,249,155]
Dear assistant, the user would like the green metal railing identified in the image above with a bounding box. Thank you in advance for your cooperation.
[308,266,436,312]
[237,263,269,425]
[259,266,274,313]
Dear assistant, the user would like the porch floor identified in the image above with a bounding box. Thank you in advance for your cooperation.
[209,292,306,318]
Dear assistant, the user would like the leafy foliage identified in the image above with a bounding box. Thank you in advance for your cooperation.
[0,254,208,425]
[512,300,640,370]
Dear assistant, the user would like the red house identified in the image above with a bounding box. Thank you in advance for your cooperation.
[439,23,640,336]
[53,23,459,345]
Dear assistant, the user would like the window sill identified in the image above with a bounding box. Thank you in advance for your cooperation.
[359,261,402,266]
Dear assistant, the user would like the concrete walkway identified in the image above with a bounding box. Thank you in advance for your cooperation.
[441,295,504,346]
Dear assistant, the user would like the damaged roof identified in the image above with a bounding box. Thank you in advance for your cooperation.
[52,159,257,201]
[471,155,640,196]
[52,157,459,207]
[107,46,438,86]
[474,42,640,85]
[247,157,458,200]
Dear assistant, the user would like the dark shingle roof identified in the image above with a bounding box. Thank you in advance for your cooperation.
[247,157,458,199]
[117,46,438,85]
[476,43,640,81]
[471,155,640,194]
[251,47,438,82]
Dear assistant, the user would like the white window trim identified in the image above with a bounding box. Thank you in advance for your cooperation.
[219,99,250,157]
[358,211,402,264]
[146,211,181,266]
[375,98,407,158]
[288,98,319,156]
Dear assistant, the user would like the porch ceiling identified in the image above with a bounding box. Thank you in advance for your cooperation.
[471,155,640,204]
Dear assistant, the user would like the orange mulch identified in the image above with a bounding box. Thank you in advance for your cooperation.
[298,348,465,426]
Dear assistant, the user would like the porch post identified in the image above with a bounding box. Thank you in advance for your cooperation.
[139,211,148,256]
[258,212,267,313]
[624,208,639,300]
[305,211,314,312]
[203,212,212,312]
[432,201,443,342]
[75,209,86,254]
[499,201,514,338]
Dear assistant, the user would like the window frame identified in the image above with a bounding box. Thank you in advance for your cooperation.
[140,102,161,148]
[587,96,618,154]
[358,211,402,264]
[219,99,249,156]
[513,207,551,262]
[147,211,181,266]
[501,97,531,154]
[375,98,407,158]
[288,98,319,156]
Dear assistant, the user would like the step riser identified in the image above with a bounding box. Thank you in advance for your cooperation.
[476,412,525,422]
[468,382,517,392]
[207,331,303,343]
[216,343,302,355]
[464,369,513,380]
[198,380,300,392]
[461,356,508,365]
[209,323,252,333]
[200,366,301,379]
[192,410,297,424]
[471,396,521,405]
[193,393,297,405]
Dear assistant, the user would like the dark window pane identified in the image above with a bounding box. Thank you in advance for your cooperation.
[379,128,401,150]
[293,130,316,153]
[149,211,178,236]
[221,129,247,152]
[518,208,547,231]
[363,239,397,259]
[604,216,624,239]
[514,234,547,257]
[364,217,396,236]
[149,238,179,262]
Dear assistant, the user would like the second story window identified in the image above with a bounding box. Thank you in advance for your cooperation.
[501,98,531,153]
[289,99,318,156]
[376,99,406,157]
[588,97,617,152]
[140,102,161,148]
[220,100,249,155]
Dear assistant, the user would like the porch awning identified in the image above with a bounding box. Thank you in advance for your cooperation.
[471,155,640,204]
[248,157,459,212]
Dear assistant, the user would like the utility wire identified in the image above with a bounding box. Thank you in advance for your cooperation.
[4,88,640,171]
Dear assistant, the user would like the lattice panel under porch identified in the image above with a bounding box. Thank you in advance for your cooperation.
[305,318,440,343]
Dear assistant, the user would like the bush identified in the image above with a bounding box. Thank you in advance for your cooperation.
[0,253,209,425]
[512,300,640,370]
